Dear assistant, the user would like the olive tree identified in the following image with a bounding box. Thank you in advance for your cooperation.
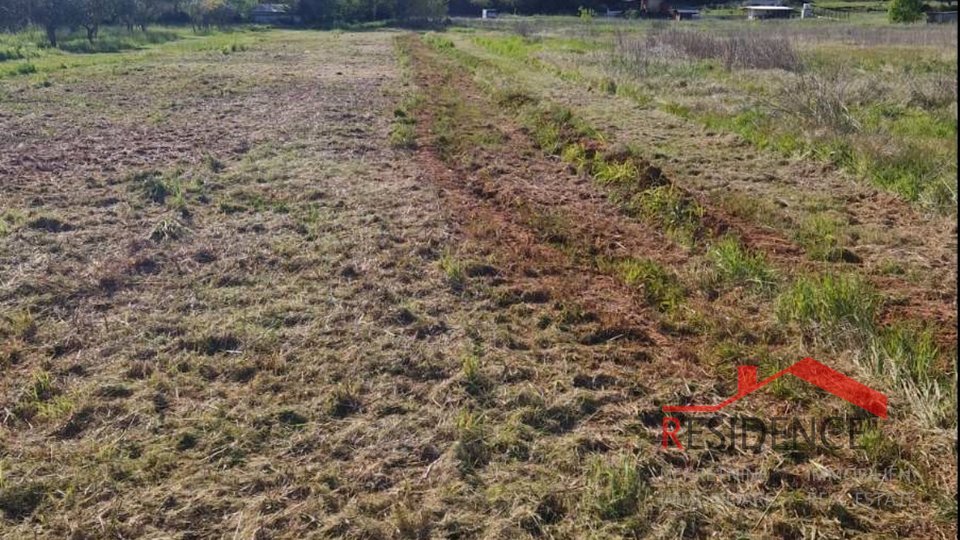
[888,0,924,22]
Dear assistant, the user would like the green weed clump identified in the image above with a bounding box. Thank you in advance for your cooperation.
[439,250,465,286]
[615,258,685,312]
[454,409,489,471]
[584,454,649,520]
[0,210,25,238]
[793,214,849,262]
[461,350,490,396]
[422,33,455,51]
[149,217,189,242]
[131,170,184,206]
[391,96,421,147]
[631,185,704,246]
[524,105,594,155]
[776,273,880,334]
[708,236,778,293]
[593,158,639,186]
[864,324,956,428]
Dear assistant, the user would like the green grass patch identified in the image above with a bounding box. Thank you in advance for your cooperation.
[776,273,880,334]
[584,454,650,520]
[630,185,704,246]
[612,258,685,313]
[454,409,490,472]
[0,27,258,78]
[708,236,778,293]
[472,34,541,60]
[852,141,957,210]
[793,214,851,263]
[871,323,941,384]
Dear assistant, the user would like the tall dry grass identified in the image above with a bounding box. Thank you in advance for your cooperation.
[613,28,804,73]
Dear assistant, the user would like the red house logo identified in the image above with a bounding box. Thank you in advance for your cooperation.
[663,358,887,418]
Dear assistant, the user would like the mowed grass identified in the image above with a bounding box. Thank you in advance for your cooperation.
[422,26,957,444]
[466,25,957,213]
[0,21,955,539]
[629,29,957,212]
[0,26,263,78]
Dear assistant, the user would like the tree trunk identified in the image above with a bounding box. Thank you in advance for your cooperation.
[85,25,98,43]
[46,25,57,47]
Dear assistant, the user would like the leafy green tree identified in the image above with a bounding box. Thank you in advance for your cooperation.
[30,0,82,45]
[0,0,31,30]
[396,0,447,20]
[118,0,172,31]
[79,0,119,42]
[888,0,924,22]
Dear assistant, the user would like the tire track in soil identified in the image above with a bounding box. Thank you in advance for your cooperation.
[404,36,707,378]
[402,34,957,538]
[452,36,958,344]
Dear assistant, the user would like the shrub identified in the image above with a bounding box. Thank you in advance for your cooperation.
[888,0,925,23]
[513,20,535,39]
[775,71,862,134]
[13,62,36,75]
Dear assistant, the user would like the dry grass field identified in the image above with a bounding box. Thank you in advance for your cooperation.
[0,19,956,539]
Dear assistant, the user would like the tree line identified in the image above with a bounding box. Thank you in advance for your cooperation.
[0,0,450,45]
[449,0,613,15]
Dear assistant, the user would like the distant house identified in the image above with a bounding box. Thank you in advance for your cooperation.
[744,5,794,19]
[251,4,296,25]
[926,11,958,23]
[673,8,701,19]
[481,9,498,19]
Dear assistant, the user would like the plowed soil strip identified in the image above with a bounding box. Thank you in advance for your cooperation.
[402,32,955,539]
